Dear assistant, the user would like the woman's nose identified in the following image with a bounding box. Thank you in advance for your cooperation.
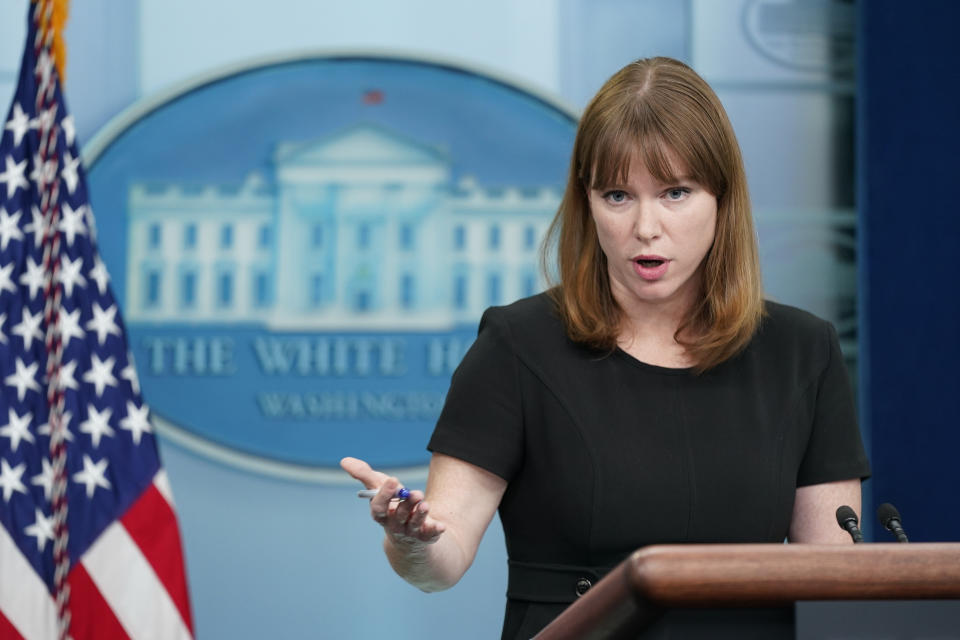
[633,201,662,240]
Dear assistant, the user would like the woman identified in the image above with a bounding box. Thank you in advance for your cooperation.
[341,56,870,638]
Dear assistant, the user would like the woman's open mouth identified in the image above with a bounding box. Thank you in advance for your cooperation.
[633,256,669,280]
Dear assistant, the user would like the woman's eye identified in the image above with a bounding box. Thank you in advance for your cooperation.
[603,190,628,203]
[666,187,689,200]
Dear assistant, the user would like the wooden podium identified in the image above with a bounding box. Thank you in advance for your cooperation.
[533,543,960,639]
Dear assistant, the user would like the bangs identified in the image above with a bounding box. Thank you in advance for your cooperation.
[581,101,715,193]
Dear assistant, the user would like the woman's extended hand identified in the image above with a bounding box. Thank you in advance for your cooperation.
[340,456,446,547]
[341,453,506,592]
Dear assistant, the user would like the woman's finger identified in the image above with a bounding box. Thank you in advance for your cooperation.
[402,498,447,543]
[340,456,388,489]
[406,500,429,533]
[413,511,446,544]
[370,477,404,522]
[386,489,423,532]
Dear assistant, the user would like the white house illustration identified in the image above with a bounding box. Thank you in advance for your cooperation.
[125,124,560,329]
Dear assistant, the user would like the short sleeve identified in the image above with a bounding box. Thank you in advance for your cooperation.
[427,307,524,481]
[796,322,872,486]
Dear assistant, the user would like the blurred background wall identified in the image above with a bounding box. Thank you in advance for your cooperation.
[2,1,956,638]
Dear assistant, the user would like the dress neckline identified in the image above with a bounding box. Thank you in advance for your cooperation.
[613,347,695,376]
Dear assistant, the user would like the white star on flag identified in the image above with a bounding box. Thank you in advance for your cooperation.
[88,255,110,294]
[57,359,81,391]
[0,263,16,296]
[60,149,80,195]
[0,407,35,451]
[0,155,28,198]
[60,113,75,146]
[23,205,46,248]
[86,302,121,345]
[121,353,141,395]
[23,508,55,551]
[19,256,46,299]
[72,454,112,498]
[120,401,152,445]
[58,306,86,346]
[58,202,87,246]
[84,205,98,243]
[12,307,44,349]
[79,405,115,448]
[82,354,118,397]
[0,458,27,502]
[4,358,41,402]
[0,313,6,343]
[0,207,24,250]
[30,457,55,501]
[4,102,31,147]
[58,254,87,297]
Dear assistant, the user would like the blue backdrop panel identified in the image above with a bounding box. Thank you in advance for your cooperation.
[859,1,960,541]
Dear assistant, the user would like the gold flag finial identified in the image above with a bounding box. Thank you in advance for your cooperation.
[33,0,71,84]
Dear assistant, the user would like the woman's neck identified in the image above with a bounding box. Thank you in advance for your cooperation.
[616,321,694,368]
[613,290,698,369]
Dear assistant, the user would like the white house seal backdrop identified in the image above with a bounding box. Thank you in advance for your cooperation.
[84,54,577,474]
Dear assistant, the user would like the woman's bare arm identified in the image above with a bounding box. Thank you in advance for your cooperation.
[341,452,507,591]
[788,478,862,543]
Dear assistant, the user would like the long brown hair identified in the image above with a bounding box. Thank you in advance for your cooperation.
[543,57,763,372]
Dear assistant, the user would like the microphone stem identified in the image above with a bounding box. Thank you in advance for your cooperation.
[890,523,909,543]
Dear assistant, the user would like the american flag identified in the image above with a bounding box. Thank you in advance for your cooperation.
[0,3,193,639]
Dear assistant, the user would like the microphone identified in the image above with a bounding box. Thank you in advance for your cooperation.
[835,505,864,543]
[877,503,909,543]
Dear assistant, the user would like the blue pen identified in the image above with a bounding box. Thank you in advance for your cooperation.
[357,488,411,500]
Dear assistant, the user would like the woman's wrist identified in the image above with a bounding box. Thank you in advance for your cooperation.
[384,530,431,556]
[383,533,457,592]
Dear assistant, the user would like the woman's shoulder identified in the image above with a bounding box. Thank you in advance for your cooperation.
[751,300,838,367]
[481,291,561,332]
[478,291,583,362]
[760,300,834,333]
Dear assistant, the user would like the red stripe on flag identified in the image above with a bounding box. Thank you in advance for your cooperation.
[121,484,194,633]
[0,609,26,640]
[67,564,129,640]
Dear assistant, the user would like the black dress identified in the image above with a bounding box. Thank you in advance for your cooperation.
[428,293,871,639]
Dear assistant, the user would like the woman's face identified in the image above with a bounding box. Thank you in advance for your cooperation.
[589,156,717,317]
